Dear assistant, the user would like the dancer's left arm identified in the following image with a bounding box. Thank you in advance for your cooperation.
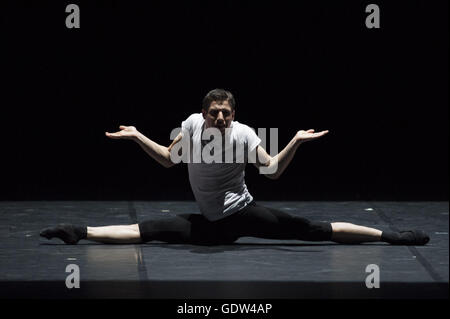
[253,129,329,179]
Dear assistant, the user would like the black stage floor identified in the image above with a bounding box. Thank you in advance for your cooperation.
[0,201,448,299]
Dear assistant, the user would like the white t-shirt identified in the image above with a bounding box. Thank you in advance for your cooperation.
[180,113,261,221]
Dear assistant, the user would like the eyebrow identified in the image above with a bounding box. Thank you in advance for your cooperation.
[209,107,231,112]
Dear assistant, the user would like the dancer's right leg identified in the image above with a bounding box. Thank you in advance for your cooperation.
[138,214,237,245]
[40,224,142,244]
[40,213,233,245]
[86,224,142,244]
[137,215,194,244]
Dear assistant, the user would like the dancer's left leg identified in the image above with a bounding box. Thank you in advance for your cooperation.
[222,203,429,245]
[330,222,381,244]
[331,223,430,245]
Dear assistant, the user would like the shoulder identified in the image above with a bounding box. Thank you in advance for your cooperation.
[232,121,257,135]
[191,113,203,120]
[182,113,204,137]
[185,113,203,122]
[182,113,204,128]
[232,121,261,151]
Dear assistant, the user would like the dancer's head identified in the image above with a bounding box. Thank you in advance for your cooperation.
[202,89,235,134]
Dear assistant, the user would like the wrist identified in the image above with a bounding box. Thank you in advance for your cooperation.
[293,136,303,147]
[133,131,143,143]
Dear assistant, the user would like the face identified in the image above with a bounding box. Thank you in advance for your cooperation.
[202,100,235,134]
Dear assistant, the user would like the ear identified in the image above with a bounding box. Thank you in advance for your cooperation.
[202,109,207,119]
[231,109,235,121]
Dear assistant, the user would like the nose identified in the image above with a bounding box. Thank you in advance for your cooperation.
[217,111,224,122]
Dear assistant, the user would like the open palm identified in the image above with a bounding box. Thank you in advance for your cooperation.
[295,129,329,143]
[105,125,138,140]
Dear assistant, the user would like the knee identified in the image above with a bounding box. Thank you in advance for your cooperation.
[137,221,153,243]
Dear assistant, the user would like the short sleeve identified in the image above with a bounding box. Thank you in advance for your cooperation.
[245,125,261,152]
[181,113,199,138]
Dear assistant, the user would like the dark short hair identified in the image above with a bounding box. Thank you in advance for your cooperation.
[202,89,235,111]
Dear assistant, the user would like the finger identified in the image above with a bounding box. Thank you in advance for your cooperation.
[315,131,329,137]
[307,129,315,133]
[310,133,323,138]
[119,125,127,130]
[106,132,122,138]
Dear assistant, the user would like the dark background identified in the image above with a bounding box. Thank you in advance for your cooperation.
[1,0,448,201]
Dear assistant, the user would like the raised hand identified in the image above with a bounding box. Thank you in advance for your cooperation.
[295,129,329,144]
[105,125,138,140]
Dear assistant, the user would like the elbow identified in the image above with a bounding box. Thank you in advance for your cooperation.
[262,166,281,180]
[265,173,280,180]
[162,160,175,168]
[261,160,281,180]
[163,149,176,168]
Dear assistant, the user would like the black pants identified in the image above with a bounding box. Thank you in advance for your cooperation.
[138,201,333,245]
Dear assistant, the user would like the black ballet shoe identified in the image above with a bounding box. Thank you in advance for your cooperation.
[40,224,86,245]
[394,230,430,246]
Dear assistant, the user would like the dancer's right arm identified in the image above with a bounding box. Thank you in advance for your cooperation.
[105,125,181,168]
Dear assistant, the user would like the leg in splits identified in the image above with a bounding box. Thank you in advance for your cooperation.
[40,223,142,244]
[40,202,429,246]
[223,203,429,245]
[40,213,234,245]
[86,224,142,244]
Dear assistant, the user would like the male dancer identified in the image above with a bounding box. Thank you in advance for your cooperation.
[40,89,429,246]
